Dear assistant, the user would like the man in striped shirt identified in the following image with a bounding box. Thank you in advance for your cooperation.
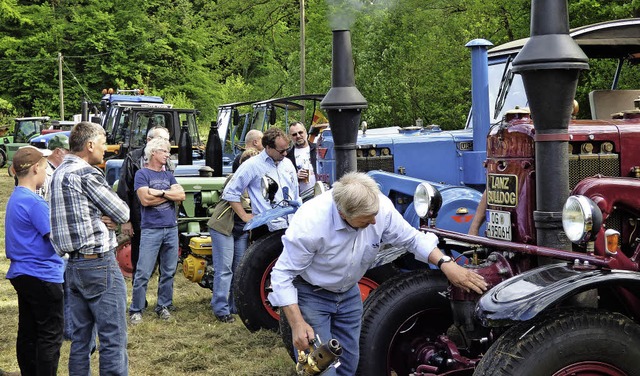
[50,121,130,376]
[222,127,299,238]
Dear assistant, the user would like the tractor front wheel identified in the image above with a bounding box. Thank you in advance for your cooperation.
[474,309,640,376]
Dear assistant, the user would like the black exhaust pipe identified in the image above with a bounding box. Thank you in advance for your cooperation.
[512,0,589,250]
[321,30,368,180]
[205,120,223,177]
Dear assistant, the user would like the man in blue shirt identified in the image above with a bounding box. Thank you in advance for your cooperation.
[222,127,299,238]
[129,137,185,324]
[269,172,488,376]
[5,146,64,376]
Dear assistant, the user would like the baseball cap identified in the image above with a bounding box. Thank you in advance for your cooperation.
[13,146,52,173]
[48,134,70,151]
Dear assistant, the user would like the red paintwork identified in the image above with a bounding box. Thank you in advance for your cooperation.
[486,116,640,246]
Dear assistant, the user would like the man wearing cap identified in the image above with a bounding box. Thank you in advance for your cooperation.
[5,146,65,375]
[36,133,69,201]
[49,121,130,375]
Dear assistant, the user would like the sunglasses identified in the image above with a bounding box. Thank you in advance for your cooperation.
[272,146,290,155]
[290,131,305,137]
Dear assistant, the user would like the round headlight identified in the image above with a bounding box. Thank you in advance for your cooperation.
[414,182,442,219]
[562,195,603,243]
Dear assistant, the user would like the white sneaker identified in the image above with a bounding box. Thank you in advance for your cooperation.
[129,312,143,325]
[157,307,171,321]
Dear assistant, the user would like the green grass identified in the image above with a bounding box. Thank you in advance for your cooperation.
[0,174,296,375]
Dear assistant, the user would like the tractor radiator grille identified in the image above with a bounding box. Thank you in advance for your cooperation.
[568,152,619,189]
[357,155,394,173]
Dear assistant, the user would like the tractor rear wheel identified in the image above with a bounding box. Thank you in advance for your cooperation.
[0,148,7,168]
[233,230,284,332]
[474,309,640,376]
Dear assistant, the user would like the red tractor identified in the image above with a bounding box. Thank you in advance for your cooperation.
[356,5,640,376]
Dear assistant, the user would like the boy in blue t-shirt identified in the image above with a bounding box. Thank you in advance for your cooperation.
[5,146,64,375]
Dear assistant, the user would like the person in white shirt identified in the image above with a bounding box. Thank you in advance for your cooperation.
[285,122,316,193]
[222,127,299,238]
[269,172,487,376]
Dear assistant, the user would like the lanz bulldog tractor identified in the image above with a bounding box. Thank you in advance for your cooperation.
[356,4,640,376]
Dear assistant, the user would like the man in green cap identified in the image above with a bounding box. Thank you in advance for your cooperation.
[37,133,70,201]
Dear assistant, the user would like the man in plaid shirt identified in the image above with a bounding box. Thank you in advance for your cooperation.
[50,121,130,376]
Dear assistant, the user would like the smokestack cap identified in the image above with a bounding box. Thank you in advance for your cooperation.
[321,87,368,110]
[513,34,589,72]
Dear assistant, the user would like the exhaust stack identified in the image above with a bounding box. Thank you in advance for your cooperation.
[321,30,368,180]
[512,0,589,250]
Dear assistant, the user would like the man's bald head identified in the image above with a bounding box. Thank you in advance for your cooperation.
[245,130,264,151]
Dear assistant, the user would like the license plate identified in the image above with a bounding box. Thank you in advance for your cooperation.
[486,210,512,241]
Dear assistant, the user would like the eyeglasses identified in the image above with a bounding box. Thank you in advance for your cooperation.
[272,146,290,155]
[290,131,305,137]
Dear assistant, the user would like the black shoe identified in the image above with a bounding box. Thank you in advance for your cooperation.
[216,314,235,323]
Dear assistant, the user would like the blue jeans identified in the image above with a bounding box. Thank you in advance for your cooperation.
[130,227,178,313]
[294,279,362,376]
[66,252,128,376]
[209,229,248,316]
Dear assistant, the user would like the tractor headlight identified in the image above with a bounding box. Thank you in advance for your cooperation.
[562,195,603,244]
[414,182,442,219]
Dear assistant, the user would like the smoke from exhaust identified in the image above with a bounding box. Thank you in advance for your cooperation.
[326,0,395,30]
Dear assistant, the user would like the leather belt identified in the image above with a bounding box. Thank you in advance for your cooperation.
[68,251,109,259]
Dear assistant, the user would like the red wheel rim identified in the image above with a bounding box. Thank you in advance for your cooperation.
[260,258,280,321]
[553,361,626,376]
[116,241,133,278]
[358,277,379,301]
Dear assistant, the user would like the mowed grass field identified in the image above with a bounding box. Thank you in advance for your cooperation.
[0,173,296,375]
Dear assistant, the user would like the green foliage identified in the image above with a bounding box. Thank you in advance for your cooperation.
[0,0,638,130]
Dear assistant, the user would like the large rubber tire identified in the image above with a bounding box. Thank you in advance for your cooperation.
[279,263,402,362]
[474,309,640,376]
[0,148,7,168]
[357,270,450,376]
[233,230,285,332]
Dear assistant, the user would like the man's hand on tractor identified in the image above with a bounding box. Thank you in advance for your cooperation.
[441,262,488,294]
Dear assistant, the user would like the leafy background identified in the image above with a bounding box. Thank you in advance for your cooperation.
[0,0,639,134]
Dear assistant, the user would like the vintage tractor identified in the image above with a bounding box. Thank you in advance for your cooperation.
[356,5,640,375]
[2,116,51,170]
[99,88,205,178]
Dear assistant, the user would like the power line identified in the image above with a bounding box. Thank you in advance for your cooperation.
[61,56,96,103]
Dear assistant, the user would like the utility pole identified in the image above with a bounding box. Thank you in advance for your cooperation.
[58,52,64,120]
[300,0,306,96]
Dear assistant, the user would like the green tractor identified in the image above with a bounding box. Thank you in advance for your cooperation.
[1,116,51,170]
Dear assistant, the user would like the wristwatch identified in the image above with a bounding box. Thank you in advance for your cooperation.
[161,191,165,197]
[437,255,453,268]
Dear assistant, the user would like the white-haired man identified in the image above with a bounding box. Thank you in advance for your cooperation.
[116,126,173,285]
[269,172,487,376]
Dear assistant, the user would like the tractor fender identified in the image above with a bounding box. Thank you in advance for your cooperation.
[244,206,297,231]
[435,185,484,233]
[368,170,483,233]
[476,262,640,326]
